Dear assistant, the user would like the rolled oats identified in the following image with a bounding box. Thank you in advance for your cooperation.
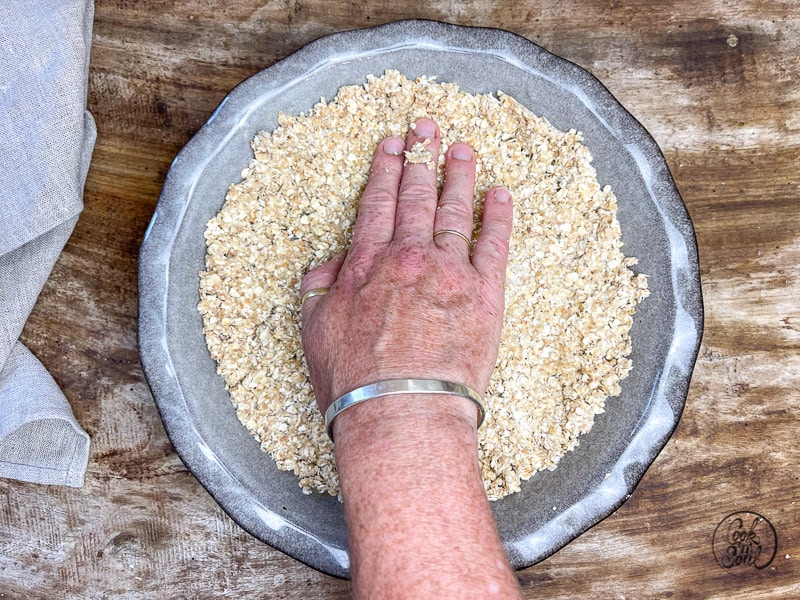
[198,70,649,500]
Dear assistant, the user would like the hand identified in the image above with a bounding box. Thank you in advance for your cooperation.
[300,118,513,424]
[300,118,520,597]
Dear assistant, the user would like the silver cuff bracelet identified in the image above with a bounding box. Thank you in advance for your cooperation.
[324,378,486,440]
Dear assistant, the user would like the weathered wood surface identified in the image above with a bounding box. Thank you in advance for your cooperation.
[3,1,799,598]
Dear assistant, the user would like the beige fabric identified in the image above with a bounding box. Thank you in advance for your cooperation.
[0,0,94,487]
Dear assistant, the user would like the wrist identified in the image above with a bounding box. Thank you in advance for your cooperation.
[332,391,479,447]
[326,379,484,441]
[332,392,520,599]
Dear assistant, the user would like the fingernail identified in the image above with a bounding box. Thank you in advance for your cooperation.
[413,119,436,139]
[494,187,510,203]
[383,137,404,155]
[451,143,473,161]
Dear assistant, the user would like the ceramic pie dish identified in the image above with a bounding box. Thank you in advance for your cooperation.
[138,19,703,578]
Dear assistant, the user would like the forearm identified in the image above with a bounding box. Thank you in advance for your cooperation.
[333,394,522,599]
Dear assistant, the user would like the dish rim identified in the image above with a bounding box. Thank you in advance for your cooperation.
[138,18,704,578]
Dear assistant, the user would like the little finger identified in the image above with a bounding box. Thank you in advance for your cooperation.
[471,186,513,289]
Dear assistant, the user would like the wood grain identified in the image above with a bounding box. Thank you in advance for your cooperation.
[3,1,799,598]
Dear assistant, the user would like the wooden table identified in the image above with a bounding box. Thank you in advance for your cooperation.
[3,1,798,598]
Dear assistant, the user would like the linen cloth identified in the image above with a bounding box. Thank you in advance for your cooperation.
[0,0,95,486]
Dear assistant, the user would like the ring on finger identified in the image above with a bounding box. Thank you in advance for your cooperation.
[301,287,330,306]
[433,229,472,248]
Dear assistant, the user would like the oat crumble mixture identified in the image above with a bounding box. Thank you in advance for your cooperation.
[198,70,649,500]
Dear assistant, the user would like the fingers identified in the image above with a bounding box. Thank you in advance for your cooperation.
[471,187,513,287]
[393,118,441,244]
[349,137,405,258]
[433,143,477,255]
[300,250,347,317]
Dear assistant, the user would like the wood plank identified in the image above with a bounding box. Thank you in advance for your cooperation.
[4,1,799,597]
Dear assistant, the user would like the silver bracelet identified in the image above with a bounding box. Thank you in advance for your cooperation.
[324,379,486,440]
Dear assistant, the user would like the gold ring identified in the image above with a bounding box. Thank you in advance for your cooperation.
[433,229,472,247]
[301,287,330,306]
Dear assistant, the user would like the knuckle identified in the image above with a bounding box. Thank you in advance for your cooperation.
[480,233,510,263]
[444,163,472,182]
[300,267,325,289]
[342,252,372,284]
[369,155,403,178]
[400,180,436,203]
[488,236,510,258]
[435,198,473,224]
[433,265,467,296]
[361,186,397,207]
[390,243,428,282]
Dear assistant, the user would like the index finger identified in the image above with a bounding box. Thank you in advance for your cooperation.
[348,136,406,258]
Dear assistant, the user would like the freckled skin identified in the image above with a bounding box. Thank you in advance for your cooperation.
[302,122,509,412]
[300,119,521,598]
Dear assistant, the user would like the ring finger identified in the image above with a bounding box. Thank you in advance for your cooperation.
[433,142,477,254]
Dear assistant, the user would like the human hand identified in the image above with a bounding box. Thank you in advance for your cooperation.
[299,118,513,425]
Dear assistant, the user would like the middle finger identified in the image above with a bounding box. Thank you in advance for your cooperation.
[392,118,441,244]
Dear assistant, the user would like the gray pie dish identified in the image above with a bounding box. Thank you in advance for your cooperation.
[138,19,703,578]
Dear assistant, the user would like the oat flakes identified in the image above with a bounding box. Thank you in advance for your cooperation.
[197,70,649,500]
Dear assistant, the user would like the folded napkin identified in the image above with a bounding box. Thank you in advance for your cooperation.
[0,0,95,487]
